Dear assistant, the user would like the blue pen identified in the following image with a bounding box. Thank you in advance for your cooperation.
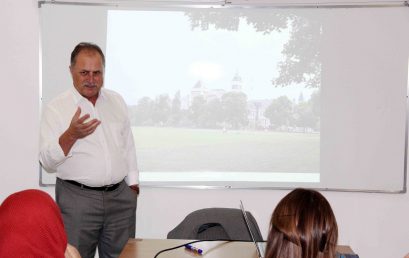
[185,244,203,254]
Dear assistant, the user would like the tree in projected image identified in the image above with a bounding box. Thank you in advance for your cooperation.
[170,91,182,126]
[189,95,207,128]
[204,98,224,128]
[264,96,293,129]
[152,94,171,126]
[221,92,248,130]
[130,97,154,126]
[184,10,322,89]
[188,93,249,130]
[292,91,320,131]
[264,91,319,132]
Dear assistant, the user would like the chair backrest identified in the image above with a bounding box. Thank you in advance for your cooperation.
[167,208,263,242]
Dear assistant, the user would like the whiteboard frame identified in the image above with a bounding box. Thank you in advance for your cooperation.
[38,0,408,193]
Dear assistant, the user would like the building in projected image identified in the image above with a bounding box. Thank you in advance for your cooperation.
[187,72,272,130]
[247,100,271,129]
[185,71,319,132]
[189,72,243,102]
[190,80,226,103]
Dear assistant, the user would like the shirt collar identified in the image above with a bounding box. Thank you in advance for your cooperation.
[70,87,106,105]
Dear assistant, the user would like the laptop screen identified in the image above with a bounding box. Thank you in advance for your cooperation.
[240,200,265,258]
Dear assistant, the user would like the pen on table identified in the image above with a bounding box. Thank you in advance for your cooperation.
[185,244,203,254]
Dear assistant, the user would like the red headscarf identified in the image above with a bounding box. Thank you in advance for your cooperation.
[0,189,67,258]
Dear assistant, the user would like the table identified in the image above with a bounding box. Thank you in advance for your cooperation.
[119,238,356,258]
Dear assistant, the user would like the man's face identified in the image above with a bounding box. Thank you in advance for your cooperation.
[70,50,104,102]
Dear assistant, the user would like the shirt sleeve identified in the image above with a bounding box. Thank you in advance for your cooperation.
[39,105,72,173]
[121,100,139,186]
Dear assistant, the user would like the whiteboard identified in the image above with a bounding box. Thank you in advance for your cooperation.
[40,4,408,192]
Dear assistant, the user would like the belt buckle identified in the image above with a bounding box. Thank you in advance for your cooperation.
[105,184,114,191]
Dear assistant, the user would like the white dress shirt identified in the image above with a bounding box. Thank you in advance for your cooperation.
[39,88,139,187]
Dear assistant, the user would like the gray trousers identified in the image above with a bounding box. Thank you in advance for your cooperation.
[56,178,137,258]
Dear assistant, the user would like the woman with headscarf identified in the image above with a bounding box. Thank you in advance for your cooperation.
[0,189,80,258]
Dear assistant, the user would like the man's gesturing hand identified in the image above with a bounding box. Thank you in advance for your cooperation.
[67,107,101,139]
[59,107,101,156]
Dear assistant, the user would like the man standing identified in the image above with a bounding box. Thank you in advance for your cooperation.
[40,42,139,258]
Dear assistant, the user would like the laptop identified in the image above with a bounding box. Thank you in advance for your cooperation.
[240,200,265,258]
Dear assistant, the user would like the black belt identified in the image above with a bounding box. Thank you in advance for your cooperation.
[64,180,121,192]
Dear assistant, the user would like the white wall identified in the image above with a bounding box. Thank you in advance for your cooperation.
[1,1,408,258]
[0,1,41,197]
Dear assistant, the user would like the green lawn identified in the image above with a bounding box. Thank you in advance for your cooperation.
[132,126,319,173]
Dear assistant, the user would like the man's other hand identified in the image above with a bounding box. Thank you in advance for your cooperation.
[129,184,140,195]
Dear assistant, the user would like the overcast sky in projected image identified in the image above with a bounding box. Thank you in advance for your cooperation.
[105,10,316,105]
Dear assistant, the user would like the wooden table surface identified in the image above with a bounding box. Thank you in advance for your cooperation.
[119,238,355,258]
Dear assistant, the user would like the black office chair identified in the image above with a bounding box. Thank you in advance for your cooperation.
[167,207,263,241]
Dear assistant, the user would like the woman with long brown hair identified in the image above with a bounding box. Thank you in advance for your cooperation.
[265,188,338,258]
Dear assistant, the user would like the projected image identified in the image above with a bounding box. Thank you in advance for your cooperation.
[105,9,321,184]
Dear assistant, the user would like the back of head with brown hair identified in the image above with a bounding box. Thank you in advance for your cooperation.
[265,188,338,258]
